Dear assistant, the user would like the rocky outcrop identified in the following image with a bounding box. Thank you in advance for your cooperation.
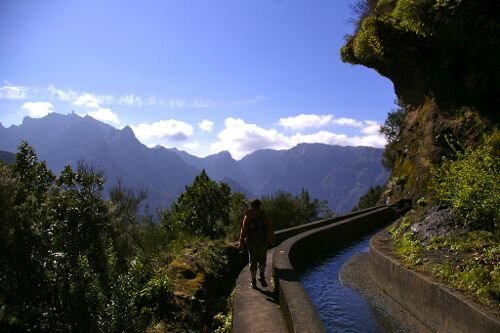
[410,206,468,241]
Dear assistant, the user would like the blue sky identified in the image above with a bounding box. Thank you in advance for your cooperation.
[0,0,396,159]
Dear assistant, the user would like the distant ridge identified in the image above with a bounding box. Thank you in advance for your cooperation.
[0,113,389,213]
[0,114,199,210]
[0,151,15,165]
[170,144,389,213]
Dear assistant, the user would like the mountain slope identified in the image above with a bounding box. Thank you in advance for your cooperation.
[1,113,389,213]
[240,144,388,213]
[0,114,199,210]
[169,148,256,194]
[174,143,389,214]
[0,151,15,165]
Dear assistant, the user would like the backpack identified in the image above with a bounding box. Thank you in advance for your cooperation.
[246,213,266,246]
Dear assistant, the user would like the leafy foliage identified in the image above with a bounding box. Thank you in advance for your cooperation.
[1,143,339,331]
[352,185,384,211]
[261,189,335,230]
[349,0,380,26]
[225,191,249,241]
[433,132,500,230]
[380,104,406,144]
[0,142,168,332]
[389,205,500,307]
[380,103,406,169]
[169,170,231,239]
[391,213,500,306]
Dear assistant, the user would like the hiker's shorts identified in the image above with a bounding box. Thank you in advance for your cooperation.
[248,242,267,271]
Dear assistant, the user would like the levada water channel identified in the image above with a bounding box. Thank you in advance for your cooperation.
[299,228,389,333]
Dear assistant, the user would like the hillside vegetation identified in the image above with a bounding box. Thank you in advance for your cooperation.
[343,0,499,310]
[0,142,333,332]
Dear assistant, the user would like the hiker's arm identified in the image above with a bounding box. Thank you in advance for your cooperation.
[238,216,249,249]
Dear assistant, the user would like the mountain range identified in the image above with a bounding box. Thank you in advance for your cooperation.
[0,113,389,213]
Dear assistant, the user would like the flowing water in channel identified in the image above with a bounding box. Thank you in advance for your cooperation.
[300,230,384,333]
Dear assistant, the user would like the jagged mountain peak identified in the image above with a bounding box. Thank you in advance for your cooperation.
[118,125,136,139]
[0,112,389,213]
[205,150,234,161]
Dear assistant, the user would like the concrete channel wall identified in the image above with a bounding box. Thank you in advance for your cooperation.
[369,232,500,333]
[272,206,396,333]
[274,205,385,244]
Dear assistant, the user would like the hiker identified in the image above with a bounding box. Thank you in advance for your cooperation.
[238,199,275,288]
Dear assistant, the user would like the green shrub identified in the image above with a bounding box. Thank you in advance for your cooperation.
[433,132,500,230]
[139,271,173,318]
[352,185,384,211]
[261,189,334,230]
[394,231,424,266]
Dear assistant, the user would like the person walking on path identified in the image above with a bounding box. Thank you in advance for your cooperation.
[238,199,275,289]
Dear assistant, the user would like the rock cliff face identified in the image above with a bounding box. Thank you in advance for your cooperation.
[341,0,499,204]
[342,0,500,114]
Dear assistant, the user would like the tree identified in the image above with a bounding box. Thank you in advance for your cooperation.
[0,145,152,332]
[225,191,249,241]
[380,104,406,169]
[352,185,384,211]
[109,180,149,267]
[0,142,55,331]
[380,105,406,144]
[261,189,334,230]
[172,170,231,239]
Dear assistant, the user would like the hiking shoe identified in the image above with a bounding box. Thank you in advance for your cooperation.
[251,278,257,289]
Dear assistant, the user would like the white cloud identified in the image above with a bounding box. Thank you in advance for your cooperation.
[290,131,350,146]
[332,117,364,127]
[47,84,78,102]
[167,98,215,109]
[147,96,156,105]
[192,98,215,109]
[169,98,187,109]
[279,114,333,130]
[278,114,379,132]
[183,142,200,150]
[119,94,142,107]
[21,101,54,118]
[210,118,290,159]
[290,131,386,148]
[0,85,28,100]
[209,117,387,160]
[233,95,267,106]
[88,108,120,125]
[72,92,114,108]
[361,120,381,135]
[131,119,194,146]
[355,134,387,147]
[198,119,214,132]
[73,93,101,108]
